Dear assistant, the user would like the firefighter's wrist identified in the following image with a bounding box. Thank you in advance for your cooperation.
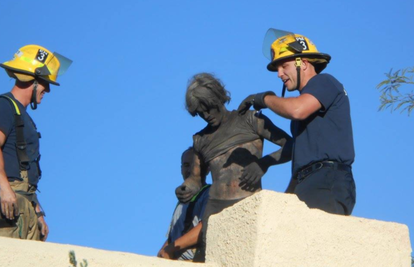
[36,211,46,218]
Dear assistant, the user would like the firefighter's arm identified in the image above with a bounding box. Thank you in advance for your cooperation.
[35,202,49,241]
[0,131,19,220]
[264,93,322,120]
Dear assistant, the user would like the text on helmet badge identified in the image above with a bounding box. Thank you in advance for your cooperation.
[36,49,49,63]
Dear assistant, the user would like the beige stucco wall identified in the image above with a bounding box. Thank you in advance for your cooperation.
[0,236,213,267]
[206,190,412,267]
[0,190,411,267]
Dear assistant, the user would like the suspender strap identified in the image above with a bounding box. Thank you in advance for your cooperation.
[183,184,211,233]
[0,95,30,169]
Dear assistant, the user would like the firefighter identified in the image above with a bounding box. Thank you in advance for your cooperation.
[0,45,72,240]
[238,29,356,215]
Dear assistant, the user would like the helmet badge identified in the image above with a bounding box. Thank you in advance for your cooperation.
[295,37,309,51]
[36,49,49,63]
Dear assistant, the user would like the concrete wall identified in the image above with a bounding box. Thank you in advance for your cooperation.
[0,236,213,267]
[0,190,411,267]
[206,190,412,267]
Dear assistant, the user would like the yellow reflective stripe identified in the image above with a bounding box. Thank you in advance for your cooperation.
[19,56,44,67]
[2,96,21,115]
[279,47,288,53]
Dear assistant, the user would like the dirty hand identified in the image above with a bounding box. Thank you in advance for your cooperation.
[157,244,175,259]
[175,185,196,203]
[239,161,268,188]
[237,91,275,115]
[0,187,19,220]
[37,216,49,241]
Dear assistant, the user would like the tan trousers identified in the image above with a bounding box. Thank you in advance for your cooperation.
[0,172,40,240]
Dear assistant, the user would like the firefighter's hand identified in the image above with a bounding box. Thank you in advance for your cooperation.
[237,91,275,115]
[38,216,49,241]
[237,94,255,115]
[0,186,19,220]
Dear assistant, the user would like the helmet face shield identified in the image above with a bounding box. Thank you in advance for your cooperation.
[53,52,72,76]
[36,52,73,85]
[262,28,295,60]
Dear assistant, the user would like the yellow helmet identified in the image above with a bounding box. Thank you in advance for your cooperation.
[0,44,72,86]
[263,29,331,73]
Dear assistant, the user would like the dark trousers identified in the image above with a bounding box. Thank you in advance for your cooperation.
[294,167,356,215]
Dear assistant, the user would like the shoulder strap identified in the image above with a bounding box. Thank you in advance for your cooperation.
[0,95,30,168]
[183,184,211,233]
[189,184,211,203]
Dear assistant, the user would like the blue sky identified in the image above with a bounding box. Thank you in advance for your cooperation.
[1,0,413,257]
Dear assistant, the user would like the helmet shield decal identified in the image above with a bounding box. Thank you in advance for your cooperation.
[262,28,294,60]
[53,52,72,76]
[35,49,49,63]
[292,36,309,52]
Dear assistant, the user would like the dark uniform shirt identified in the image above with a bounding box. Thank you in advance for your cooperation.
[291,74,355,175]
[0,92,41,185]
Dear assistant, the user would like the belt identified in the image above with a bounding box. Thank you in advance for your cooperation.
[296,161,351,183]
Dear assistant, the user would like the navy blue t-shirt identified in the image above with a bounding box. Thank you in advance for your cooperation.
[0,92,41,185]
[291,74,355,175]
